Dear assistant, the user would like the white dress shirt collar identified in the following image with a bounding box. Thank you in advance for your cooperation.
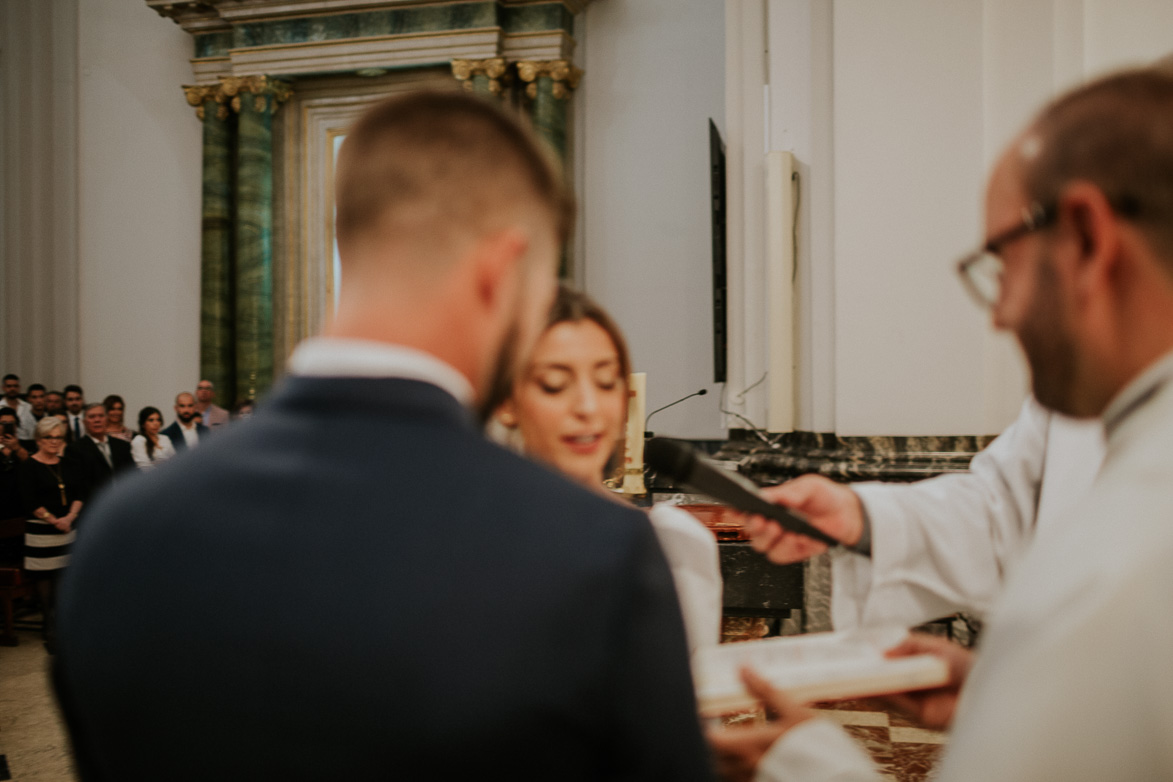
[1103,348,1173,440]
[286,337,474,407]
[87,433,113,467]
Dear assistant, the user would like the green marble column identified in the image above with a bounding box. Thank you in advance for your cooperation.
[451,58,507,100]
[517,60,580,164]
[191,91,236,408]
[529,74,566,160]
[229,78,289,403]
[517,61,580,277]
[470,73,493,95]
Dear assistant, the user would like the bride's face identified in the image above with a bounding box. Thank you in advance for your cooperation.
[503,319,627,486]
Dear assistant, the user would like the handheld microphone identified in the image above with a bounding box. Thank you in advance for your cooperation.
[644,437,846,550]
[644,389,708,433]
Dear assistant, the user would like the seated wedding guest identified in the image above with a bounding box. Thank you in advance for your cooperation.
[495,285,722,654]
[233,400,254,420]
[0,413,23,518]
[1,407,31,466]
[102,395,133,441]
[194,380,229,429]
[161,392,207,452]
[45,390,65,417]
[63,385,85,442]
[130,407,176,470]
[2,373,37,440]
[1,408,29,521]
[27,383,48,423]
[19,417,86,652]
[69,403,135,498]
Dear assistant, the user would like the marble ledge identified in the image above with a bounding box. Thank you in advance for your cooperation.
[713,430,998,486]
[230,3,572,50]
[226,29,503,79]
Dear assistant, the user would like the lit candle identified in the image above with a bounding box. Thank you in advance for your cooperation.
[623,372,647,495]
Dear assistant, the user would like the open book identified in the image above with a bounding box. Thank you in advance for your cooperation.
[693,626,949,716]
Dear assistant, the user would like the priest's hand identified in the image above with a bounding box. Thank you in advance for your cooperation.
[882,633,974,731]
[707,668,817,782]
[744,474,864,564]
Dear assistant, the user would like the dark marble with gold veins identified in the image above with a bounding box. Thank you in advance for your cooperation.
[714,430,997,486]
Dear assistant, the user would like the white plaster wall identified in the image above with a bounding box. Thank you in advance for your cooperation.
[750,0,1173,437]
[766,0,836,433]
[77,0,202,421]
[578,0,726,440]
[1084,0,1173,74]
[1,0,81,390]
[21,0,1173,441]
[831,2,989,436]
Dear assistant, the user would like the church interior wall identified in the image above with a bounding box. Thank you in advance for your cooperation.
[0,0,81,395]
[577,0,728,440]
[733,0,1173,439]
[5,0,1173,440]
[76,0,202,420]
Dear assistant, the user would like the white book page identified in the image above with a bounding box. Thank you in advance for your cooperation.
[694,627,948,715]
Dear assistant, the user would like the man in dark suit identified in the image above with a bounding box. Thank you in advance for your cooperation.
[68,403,135,499]
[160,392,209,452]
[62,384,85,443]
[54,92,714,781]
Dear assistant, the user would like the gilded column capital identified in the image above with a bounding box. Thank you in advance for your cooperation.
[515,60,582,100]
[221,75,294,115]
[184,84,230,121]
[451,58,508,96]
[183,76,293,119]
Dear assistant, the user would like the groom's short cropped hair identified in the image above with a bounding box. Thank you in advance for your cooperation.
[334,90,574,269]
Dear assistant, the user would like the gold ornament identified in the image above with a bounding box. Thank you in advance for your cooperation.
[450,58,508,98]
[515,60,582,101]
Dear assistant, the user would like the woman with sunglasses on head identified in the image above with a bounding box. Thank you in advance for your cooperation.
[495,285,722,654]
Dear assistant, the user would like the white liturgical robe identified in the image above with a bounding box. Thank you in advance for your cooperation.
[831,397,1105,630]
[758,349,1173,781]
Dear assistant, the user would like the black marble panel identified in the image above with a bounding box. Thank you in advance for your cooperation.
[718,430,997,486]
[719,542,803,618]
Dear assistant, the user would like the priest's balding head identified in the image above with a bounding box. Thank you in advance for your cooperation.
[979,67,1173,418]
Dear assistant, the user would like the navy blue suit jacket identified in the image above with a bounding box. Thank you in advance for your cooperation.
[55,377,713,781]
[160,420,209,452]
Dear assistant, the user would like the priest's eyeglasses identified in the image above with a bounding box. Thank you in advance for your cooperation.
[957,195,1143,308]
[956,202,1055,309]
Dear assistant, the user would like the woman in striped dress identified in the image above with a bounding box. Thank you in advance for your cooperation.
[18,416,87,651]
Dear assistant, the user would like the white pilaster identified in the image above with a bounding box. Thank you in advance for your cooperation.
[0,0,80,388]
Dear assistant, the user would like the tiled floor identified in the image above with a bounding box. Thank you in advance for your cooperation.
[0,626,77,782]
[815,698,946,782]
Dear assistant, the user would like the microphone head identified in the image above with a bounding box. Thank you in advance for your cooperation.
[644,438,696,483]
[696,389,708,396]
